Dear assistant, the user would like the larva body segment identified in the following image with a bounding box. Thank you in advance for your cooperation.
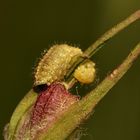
[34,44,83,86]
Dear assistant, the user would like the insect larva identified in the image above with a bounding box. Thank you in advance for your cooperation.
[34,44,96,88]
[34,44,83,86]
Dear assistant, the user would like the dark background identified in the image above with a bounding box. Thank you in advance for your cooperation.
[0,0,140,140]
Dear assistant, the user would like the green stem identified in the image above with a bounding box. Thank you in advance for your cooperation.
[39,42,140,140]
[85,10,140,57]
[82,42,140,110]
[65,10,140,84]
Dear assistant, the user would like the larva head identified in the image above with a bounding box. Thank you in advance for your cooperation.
[74,60,96,84]
[34,44,83,87]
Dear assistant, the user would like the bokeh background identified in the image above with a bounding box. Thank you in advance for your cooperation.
[1,0,140,140]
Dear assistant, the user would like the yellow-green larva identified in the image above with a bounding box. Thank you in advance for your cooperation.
[34,44,96,86]
[34,44,83,86]
[74,60,96,84]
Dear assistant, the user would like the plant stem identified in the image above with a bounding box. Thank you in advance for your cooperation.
[65,10,140,86]
[40,42,140,140]
[82,42,140,110]
[85,10,140,57]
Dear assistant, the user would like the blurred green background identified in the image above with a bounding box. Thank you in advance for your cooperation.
[0,0,140,140]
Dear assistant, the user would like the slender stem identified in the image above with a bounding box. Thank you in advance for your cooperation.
[40,42,140,140]
[65,10,140,85]
[82,42,140,109]
[85,10,140,57]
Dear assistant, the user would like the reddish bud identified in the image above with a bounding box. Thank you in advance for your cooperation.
[16,82,79,140]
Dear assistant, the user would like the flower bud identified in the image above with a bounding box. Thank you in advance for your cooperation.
[15,82,79,140]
